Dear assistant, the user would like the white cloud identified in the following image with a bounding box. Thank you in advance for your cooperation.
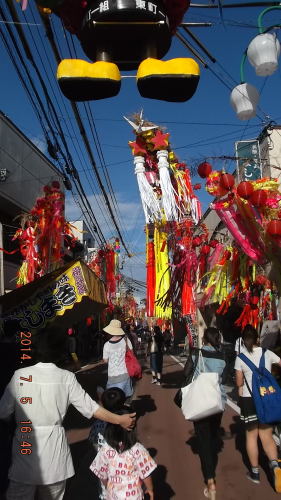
[65,192,147,283]
[65,192,144,238]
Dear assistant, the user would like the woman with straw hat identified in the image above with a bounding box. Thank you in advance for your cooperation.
[103,320,133,398]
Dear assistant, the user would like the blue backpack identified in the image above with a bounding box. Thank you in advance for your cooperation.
[238,349,281,424]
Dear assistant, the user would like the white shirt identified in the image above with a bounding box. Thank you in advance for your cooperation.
[103,337,132,378]
[235,337,247,354]
[0,362,99,484]
[235,347,280,397]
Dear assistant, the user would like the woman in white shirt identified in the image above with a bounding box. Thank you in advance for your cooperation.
[103,319,133,398]
[0,328,136,500]
[235,324,281,491]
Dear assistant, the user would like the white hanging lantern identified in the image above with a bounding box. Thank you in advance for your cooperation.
[247,33,280,76]
[230,83,260,120]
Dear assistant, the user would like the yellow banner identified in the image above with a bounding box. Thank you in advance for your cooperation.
[2,262,88,332]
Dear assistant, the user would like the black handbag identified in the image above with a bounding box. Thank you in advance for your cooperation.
[174,348,199,408]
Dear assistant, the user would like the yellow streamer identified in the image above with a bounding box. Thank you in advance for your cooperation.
[154,226,172,319]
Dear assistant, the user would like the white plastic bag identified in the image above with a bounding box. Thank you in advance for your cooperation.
[181,351,223,421]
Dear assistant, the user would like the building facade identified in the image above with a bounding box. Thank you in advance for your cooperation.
[0,112,63,293]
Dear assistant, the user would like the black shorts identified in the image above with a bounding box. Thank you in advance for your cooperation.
[239,396,258,428]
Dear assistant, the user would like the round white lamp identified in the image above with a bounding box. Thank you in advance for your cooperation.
[230,83,260,120]
[247,33,280,76]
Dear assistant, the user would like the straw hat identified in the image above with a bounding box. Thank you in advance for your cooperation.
[103,319,125,336]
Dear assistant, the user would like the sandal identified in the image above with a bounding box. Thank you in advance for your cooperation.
[204,487,216,499]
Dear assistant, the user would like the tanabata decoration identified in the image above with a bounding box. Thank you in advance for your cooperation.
[33,0,200,102]
[126,113,202,321]
[11,181,78,286]
[88,239,121,304]
[146,236,156,318]
[126,112,201,225]
[199,163,281,264]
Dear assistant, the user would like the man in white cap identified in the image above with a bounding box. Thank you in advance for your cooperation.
[103,319,133,398]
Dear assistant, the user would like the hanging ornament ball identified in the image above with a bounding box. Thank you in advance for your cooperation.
[237,181,254,199]
[206,171,228,197]
[209,239,219,248]
[220,173,235,191]
[250,189,267,207]
[192,237,201,248]
[267,219,281,237]
[201,244,211,255]
[197,162,212,178]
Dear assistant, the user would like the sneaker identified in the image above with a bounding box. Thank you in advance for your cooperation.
[273,466,281,493]
[151,378,157,384]
[156,381,161,386]
[246,471,260,484]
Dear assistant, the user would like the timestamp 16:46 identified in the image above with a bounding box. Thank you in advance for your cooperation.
[19,419,32,454]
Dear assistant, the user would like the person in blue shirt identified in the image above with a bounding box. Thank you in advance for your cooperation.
[192,327,226,500]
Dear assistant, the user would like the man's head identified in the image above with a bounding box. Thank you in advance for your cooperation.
[34,327,67,363]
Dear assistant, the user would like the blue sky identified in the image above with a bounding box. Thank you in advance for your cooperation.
[1,2,281,289]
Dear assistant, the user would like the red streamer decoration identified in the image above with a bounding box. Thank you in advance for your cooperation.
[146,241,156,317]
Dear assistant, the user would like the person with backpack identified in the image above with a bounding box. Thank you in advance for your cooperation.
[235,324,281,491]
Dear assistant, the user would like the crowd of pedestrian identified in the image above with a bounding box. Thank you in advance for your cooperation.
[0,319,281,499]
[177,324,281,499]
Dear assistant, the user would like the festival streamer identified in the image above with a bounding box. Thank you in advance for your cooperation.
[134,156,162,223]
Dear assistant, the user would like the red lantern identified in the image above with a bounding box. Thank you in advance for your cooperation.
[267,220,281,237]
[220,173,235,191]
[197,162,212,179]
[237,181,254,199]
[52,180,60,189]
[201,244,211,255]
[250,189,267,207]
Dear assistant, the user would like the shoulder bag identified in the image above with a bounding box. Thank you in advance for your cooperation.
[174,348,199,408]
[181,350,224,421]
[125,336,142,380]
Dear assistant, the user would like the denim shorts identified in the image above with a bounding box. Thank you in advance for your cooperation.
[106,376,133,397]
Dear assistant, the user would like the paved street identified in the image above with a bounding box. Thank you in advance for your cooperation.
[63,354,280,499]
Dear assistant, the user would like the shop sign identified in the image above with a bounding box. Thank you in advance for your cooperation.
[235,140,262,181]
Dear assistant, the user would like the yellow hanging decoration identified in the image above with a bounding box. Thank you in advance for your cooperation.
[154,226,172,319]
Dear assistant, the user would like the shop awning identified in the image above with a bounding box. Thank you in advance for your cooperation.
[0,260,107,334]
